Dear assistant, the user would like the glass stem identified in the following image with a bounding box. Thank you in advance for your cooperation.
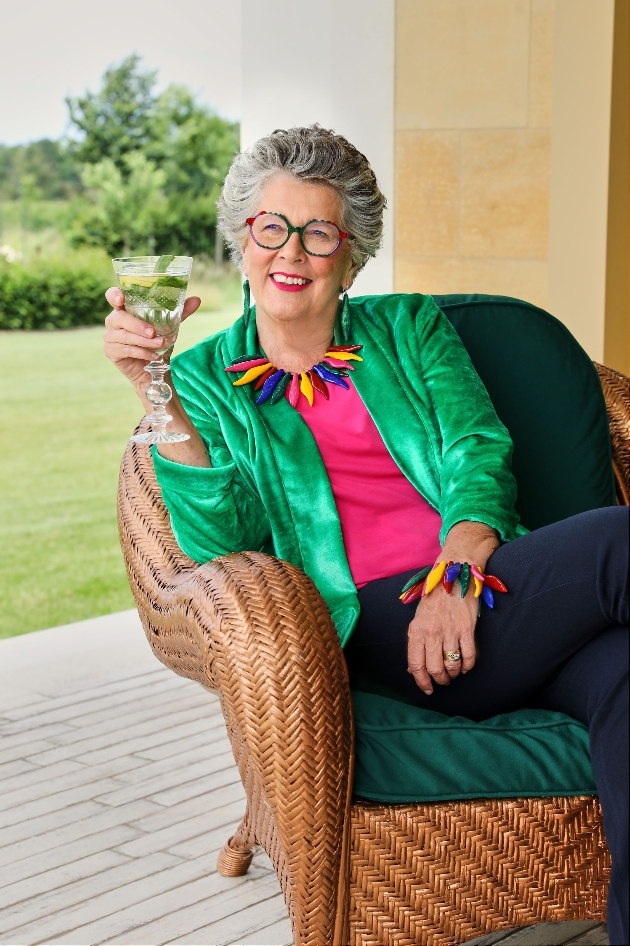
[144,361,173,436]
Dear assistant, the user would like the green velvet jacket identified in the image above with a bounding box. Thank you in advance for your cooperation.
[152,292,525,646]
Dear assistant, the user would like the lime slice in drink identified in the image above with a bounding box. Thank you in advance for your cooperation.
[119,274,188,311]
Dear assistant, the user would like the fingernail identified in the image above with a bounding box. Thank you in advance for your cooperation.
[422,689,432,695]
[462,670,467,674]
[145,328,154,336]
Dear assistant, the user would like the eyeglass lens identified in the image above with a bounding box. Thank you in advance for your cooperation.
[250,214,340,256]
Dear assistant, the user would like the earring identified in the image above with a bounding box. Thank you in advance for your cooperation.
[242,279,251,328]
[341,291,351,338]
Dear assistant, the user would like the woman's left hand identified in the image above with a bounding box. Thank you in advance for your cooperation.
[406,520,500,695]
[407,588,478,694]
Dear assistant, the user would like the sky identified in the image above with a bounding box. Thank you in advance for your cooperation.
[0,0,242,145]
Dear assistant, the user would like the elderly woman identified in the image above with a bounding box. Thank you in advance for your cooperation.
[104,125,628,944]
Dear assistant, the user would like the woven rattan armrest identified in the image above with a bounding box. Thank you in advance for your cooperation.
[118,437,353,944]
[595,363,630,505]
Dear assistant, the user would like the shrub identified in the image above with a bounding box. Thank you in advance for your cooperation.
[0,259,110,330]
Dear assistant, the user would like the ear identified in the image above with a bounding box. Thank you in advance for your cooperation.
[241,241,250,278]
[341,260,360,292]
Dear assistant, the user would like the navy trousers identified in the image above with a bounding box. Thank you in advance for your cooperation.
[344,507,629,945]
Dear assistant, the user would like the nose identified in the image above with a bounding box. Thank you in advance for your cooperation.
[279,230,305,262]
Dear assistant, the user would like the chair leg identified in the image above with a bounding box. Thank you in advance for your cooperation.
[217,807,255,877]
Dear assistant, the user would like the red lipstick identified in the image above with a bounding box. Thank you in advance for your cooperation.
[270,273,312,293]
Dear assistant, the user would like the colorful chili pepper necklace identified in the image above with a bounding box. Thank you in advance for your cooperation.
[224,345,364,407]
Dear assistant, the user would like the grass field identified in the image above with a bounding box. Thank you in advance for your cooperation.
[1,291,241,640]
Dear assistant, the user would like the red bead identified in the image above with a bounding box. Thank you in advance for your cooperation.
[310,371,329,398]
[484,574,508,593]
[254,366,275,390]
[402,586,423,605]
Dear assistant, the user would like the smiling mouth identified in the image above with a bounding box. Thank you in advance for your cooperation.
[270,272,312,289]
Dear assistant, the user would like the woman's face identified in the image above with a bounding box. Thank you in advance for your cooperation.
[241,174,358,326]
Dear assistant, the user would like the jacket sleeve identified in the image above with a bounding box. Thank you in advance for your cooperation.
[416,299,523,543]
[151,386,271,565]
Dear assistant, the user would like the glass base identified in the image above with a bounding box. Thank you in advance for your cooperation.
[130,430,191,445]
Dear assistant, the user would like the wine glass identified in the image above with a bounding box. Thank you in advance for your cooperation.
[112,255,193,445]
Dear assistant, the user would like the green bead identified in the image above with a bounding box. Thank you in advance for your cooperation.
[320,364,349,377]
[401,565,433,595]
[232,353,261,365]
[458,563,471,597]
[269,373,290,404]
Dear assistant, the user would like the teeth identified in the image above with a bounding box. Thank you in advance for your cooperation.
[272,274,309,285]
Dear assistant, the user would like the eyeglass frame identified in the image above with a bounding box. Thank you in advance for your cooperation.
[245,211,348,257]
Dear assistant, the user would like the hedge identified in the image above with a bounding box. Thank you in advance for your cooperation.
[0,262,110,330]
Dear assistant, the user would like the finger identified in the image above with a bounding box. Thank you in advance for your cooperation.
[460,633,476,673]
[443,646,463,679]
[425,639,451,686]
[408,664,433,695]
[105,286,126,309]
[104,341,154,362]
[181,295,201,321]
[407,641,433,695]
[106,328,167,351]
[105,309,156,337]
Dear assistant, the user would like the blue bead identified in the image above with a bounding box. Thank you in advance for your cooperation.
[445,563,461,582]
[256,369,286,404]
[481,585,495,608]
[313,364,349,389]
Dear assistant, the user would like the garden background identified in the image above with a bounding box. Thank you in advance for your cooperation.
[1,56,242,639]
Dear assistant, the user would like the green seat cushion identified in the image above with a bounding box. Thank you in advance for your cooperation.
[352,691,596,803]
[433,294,615,530]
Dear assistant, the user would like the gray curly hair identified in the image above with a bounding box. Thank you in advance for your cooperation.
[217,125,386,272]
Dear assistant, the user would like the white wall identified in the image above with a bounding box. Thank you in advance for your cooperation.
[241,0,395,296]
[547,0,615,361]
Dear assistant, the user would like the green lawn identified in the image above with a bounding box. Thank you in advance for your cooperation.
[1,300,240,640]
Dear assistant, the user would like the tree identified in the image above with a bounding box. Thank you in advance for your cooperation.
[152,84,239,197]
[66,54,158,171]
[80,151,166,256]
[149,85,239,255]
[0,139,80,201]
[65,55,239,257]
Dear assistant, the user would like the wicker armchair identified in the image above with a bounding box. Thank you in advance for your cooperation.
[118,361,628,946]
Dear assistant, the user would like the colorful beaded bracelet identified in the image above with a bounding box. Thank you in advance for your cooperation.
[399,561,508,614]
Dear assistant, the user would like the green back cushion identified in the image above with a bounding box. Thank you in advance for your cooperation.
[433,294,615,530]
[351,295,607,802]
[352,692,595,803]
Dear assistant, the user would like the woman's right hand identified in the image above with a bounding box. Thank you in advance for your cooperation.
[103,287,201,391]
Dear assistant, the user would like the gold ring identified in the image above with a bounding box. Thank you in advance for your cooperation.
[443,651,461,662]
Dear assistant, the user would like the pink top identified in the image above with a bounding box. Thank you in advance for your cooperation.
[296,379,442,588]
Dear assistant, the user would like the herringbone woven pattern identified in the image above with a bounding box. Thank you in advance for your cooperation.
[349,797,610,945]
[118,366,627,945]
[596,363,630,504]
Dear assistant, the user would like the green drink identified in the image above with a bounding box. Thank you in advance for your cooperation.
[118,272,189,356]
[112,255,193,445]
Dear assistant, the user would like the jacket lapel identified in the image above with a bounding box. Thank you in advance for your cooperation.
[223,308,360,643]
[341,300,442,513]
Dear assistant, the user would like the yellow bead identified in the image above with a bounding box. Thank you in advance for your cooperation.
[424,561,447,595]
[324,351,363,362]
[473,576,483,597]
[232,363,272,386]
[299,372,314,406]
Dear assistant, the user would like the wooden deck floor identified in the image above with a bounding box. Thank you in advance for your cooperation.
[0,616,608,946]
